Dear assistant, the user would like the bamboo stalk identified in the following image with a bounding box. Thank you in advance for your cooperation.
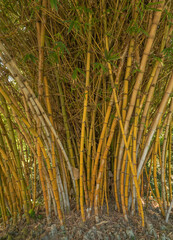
[119,1,165,167]
[138,72,173,178]
[161,98,173,212]
[79,13,92,222]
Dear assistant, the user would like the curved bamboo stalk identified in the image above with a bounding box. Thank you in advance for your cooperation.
[0,131,17,223]
[118,1,165,167]
[0,94,30,222]
[0,42,76,191]
[0,85,64,224]
[166,197,173,223]
[137,24,170,153]
[138,72,173,178]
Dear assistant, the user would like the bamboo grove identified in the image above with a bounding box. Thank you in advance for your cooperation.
[0,0,173,227]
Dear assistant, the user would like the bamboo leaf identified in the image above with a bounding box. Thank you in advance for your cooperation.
[105,49,119,62]
[55,41,70,57]
[23,54,37,63]
[68,20,75,34]
[127,21,148,36]
[146,7,162,12]
[147,1,164,6]
[72,68,78,80]
[48,50,59,64]
[50,0,58,11]
[93,62,107,72]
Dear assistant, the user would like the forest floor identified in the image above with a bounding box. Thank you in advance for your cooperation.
[0,199,173,240]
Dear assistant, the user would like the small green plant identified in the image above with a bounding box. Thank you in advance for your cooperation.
[38,214,43,220]
[29,209,36,219]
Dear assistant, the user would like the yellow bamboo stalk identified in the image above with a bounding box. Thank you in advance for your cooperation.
[145,166,156,202]
[145,155,154,207]
[153,124,165,216]
[87,75,102,196]
[0,94,30,222]
[165,139,169,208]
[104,161,109,215]
[137,24,170,152]
[119,1,165,168]
[0,42,76,192]
[90,47,128,212]
[120,126,133,221]
[37,142,49,219]
[0,174,8,225]
[53,73,79,210]
[103,18,144,228]
[79,13,92,222]
[44,76,67,211]
[0,85,64,225]
[124,161,130,211]
[161,98,173,211]
[32,155,37,209]
[1,175,12,217]
[122,38,134,122]
[94,112,118,221]
[107,89,144,225]
[138,72,173,177]
[131,94,140,215]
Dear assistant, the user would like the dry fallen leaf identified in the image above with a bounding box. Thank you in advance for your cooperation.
[72,167,79,180]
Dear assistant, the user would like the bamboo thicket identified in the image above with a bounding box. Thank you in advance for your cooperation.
[0,0,173,226]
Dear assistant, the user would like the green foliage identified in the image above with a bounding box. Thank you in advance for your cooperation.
[93,62,107,73]
[54,41,70,57]
[104,49,120,62]
[48,50,58,64]
[29,209,36,218]
[163,9,173,25]
[72,67,85,80]
[64,18,82,35]
[162,41,173,61]
[23,54,37,63]
[66,19,80,34]
[38,214,43,219]
[152,55,163,63]
[72,68,78,80]
[50,0,58,11]
[145,2,163,12]
[48,41,69,64]
[132,63,141,75]
[127,21,148,36]
[29,208,43,220]
[76,5,92,16]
